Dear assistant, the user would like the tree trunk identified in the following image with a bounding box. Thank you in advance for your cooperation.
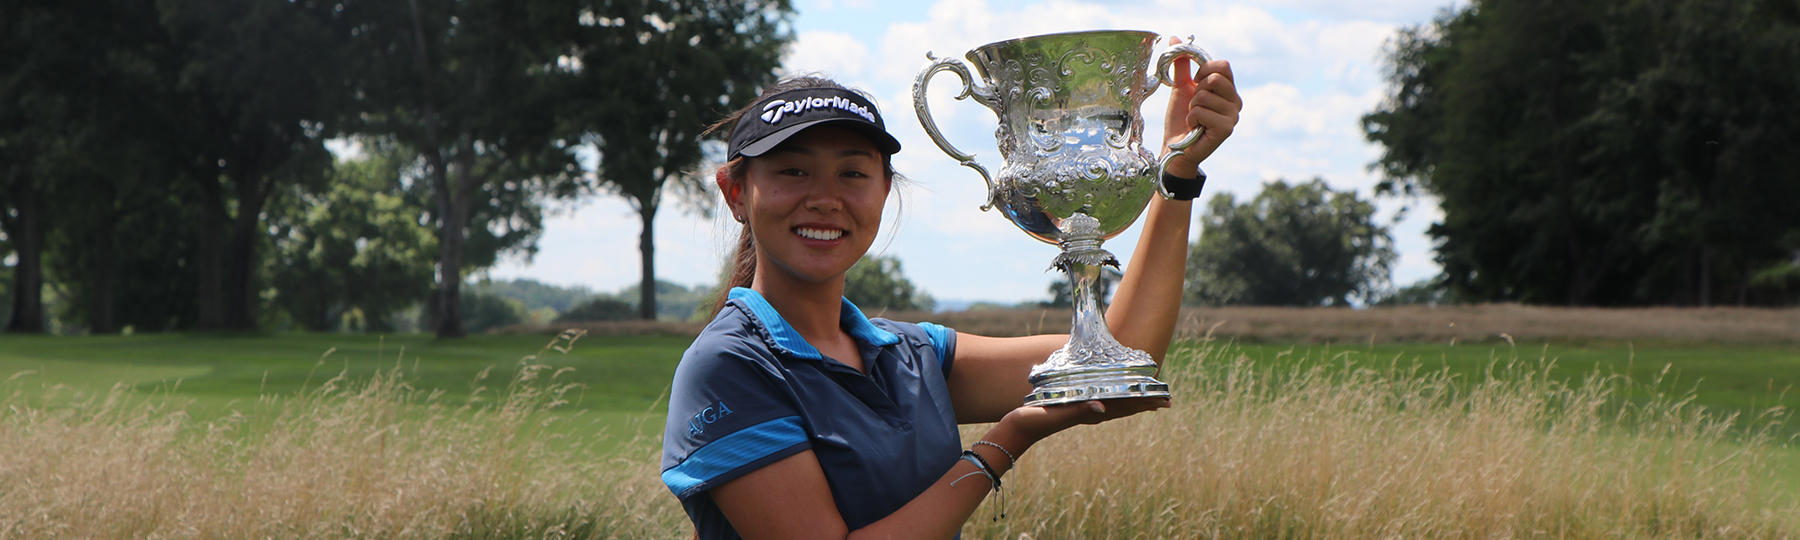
[195,174,227,330]
[89,201,118,334]
[3,181,46,333]
[638,197,658,321]
[1699,243,1714,307]
[223,174,273,330]
[429,147,465,338]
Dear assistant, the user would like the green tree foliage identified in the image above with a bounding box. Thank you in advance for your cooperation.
[265,147,437,332]
[555,297,636,323]
[844,255,935,312]
[458,289,527,333]
[1185,179,1395,307]
[339,0,585,337]
[1364,0,1800,306]
[567,0,793,320]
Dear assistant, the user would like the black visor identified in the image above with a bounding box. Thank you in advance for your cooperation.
[727,88,902,160]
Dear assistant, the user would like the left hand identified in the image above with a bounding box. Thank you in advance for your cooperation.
[1162,36,1241,177]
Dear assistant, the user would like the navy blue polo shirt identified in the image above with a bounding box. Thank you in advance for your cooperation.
[661,287,960,539]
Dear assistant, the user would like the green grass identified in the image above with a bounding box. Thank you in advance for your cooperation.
[0,332,689,444]
[1225,339,1800,437]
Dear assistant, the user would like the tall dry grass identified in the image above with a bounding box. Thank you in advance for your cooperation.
[965,338,1798,539]
[0,331,683,539]
[4,331,1794,539]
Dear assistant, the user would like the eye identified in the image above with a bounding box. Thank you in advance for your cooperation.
[777,167,807,177]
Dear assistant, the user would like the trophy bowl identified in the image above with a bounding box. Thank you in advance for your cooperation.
[913,30,1209,407]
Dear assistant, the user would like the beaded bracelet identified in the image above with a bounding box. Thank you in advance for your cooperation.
[951,449,1007,520]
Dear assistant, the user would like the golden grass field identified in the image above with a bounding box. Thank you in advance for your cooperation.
[3,327,1795,539]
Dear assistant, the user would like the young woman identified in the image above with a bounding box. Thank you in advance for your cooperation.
[662,49,1240,540]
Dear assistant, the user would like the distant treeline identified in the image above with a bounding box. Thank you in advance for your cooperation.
[0,0,794,336]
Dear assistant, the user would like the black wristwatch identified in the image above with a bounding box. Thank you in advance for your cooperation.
[1159,168,1207,201]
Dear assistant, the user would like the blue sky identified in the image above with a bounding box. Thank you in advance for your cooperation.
[491,0,1461,306]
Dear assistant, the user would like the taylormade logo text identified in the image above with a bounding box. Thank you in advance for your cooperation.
[760,95,876,125]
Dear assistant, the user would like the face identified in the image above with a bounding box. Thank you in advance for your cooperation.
[726,125,890,288]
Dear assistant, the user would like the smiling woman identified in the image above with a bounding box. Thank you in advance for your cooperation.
[660,51,1240,539]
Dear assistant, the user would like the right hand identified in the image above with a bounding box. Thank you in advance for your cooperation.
[1001,396,1171,444]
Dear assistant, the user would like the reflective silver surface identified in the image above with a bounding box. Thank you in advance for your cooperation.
[913,30,1207,407]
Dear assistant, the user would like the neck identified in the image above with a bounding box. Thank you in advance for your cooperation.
[750,268,847,346]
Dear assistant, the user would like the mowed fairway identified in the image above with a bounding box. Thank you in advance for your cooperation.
[0,332,690,442]
[1232,339,1800,429]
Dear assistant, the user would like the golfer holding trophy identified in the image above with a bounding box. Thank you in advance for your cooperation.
[661,28,1236,540]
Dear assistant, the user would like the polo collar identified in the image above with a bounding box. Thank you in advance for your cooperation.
[727,287,900,360]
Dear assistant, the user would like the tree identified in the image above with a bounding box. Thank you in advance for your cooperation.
[1364,0,1800,306]
[155,0,353,330]
[265,145,437,332]
[844,254,935,312]
[1,0,188,334]
[568,0,793,320]
[340,0,585,337]
[1185,179,1395,307]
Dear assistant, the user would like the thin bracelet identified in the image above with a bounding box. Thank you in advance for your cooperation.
[973,440,1017,467]
[953,450,1007,520]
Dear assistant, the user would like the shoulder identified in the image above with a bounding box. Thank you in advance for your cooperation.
[870,318,957,372]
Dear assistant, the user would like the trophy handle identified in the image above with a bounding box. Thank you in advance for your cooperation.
[913,52,1001,212]
[1152,37,1211,199]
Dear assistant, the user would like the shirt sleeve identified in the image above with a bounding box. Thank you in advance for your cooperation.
[915,321,957,374]
[660,334,811,500]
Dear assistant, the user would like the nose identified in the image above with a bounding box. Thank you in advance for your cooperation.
[802,182,845,213]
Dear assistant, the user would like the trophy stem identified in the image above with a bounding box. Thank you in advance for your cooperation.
[1024,214,1171,407]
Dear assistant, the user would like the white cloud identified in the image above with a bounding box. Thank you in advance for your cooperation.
[784,30,873,81]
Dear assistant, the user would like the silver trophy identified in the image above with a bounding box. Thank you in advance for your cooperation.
[913,30,1208,407]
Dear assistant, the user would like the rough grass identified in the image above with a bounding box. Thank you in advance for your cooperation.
[963,338,1799,539]
[2,331,1794,539]
[0,331,686,539]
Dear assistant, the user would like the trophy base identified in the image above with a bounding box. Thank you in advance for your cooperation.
[1023,364,1171,408]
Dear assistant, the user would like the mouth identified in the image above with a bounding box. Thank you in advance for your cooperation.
[795,226,846,241]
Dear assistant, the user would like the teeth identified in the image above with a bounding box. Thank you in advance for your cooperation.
[796,227,844,241]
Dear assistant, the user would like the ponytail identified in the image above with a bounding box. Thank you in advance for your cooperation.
[711,160,756,317]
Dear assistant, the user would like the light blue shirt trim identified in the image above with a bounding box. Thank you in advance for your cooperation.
[662,416,808,497]
[916,322,954,370]
[727,287,900,360]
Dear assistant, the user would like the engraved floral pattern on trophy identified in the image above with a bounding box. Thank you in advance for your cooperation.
[914,30,1209,406]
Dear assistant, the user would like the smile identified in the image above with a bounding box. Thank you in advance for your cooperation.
[795,227,845,241]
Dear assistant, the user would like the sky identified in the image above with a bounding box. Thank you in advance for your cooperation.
[489,0,1461,307]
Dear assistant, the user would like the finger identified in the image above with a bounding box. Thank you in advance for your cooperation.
[1167,36,1194,88]
[1187,107,1236,140]
[1190,73,1240,108]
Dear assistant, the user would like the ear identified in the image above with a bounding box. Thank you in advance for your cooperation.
[717,169,745,216]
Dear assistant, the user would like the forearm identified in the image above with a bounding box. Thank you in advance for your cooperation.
[1106,195,1193,361]
[848,422,1033,539]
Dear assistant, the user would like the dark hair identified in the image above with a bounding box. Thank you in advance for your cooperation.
[706,76,900,316]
